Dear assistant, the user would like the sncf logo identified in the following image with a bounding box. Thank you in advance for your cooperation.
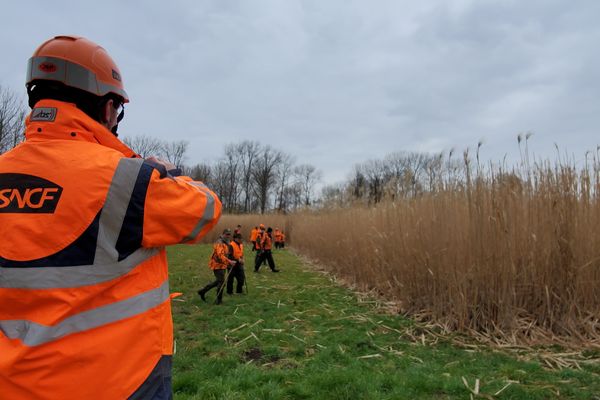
[0,174,62,213]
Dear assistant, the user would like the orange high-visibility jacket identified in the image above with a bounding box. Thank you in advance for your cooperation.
[260,233,273,251]
[0,100,222,399]
[254,231,264,250]
[250,228,258,242]
[281,232,286,243]
[230,241,244,261]
[209,238,232,270]
[274,229,282,242]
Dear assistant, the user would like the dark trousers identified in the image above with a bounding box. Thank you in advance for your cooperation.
[254,250,267,266]
[199,269,226,301]
[128,355,172,400]
[227,263,245,294]
[254,250,276,272]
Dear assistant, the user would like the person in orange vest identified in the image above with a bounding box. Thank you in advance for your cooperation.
[280,231,286,249]
[0,36,222,400]
[226,232,246,295]
[233,224,242,237]
[198,229,236,305]
[254,227,280,272]
[274,228,283,249]
[254,224,266,266]
[249,225,259,251]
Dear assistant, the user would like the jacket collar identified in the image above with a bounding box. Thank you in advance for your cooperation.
[25,99,138,158]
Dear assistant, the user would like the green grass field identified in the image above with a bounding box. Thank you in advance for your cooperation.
[168,244,600,399]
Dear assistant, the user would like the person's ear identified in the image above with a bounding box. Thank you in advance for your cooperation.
[101,99,112,123]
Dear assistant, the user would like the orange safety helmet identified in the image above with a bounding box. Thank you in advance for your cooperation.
[26,35,129,103]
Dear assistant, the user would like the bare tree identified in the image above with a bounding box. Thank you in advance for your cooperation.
[122,134,164,158]
[0,85,27,155]
[185,163,212,182]
[219,144,243,212]
[275,153,295,212]
[384,151,429,197]
[288,181,304,210]
[294,164,322,206]
[210,161,231,207]
[361,159,387,203]
[252,145,282,214]
[161,140,188,168]
[238,141,261,213]
[348,166,367,200]
[320,183,347,208]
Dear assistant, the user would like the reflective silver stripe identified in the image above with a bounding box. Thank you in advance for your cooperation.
[26,56,128,100]
[94,158,144,265]
[0,280,169,346]
[0,247,159,289]
[186,181,209,190]
[183,185,217,242]
[0,157,154,289]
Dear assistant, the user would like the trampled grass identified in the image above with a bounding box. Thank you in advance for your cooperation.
[168,244,600,399]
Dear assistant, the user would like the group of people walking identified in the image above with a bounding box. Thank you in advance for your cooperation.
[197,224,286,304]
[251,224,284,273]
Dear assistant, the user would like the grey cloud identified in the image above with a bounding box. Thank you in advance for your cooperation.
[2,0,600,183]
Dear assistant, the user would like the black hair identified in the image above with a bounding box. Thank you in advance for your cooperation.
[27,80,120,124]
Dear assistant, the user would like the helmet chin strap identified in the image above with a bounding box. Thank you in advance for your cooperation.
[110,106,124,137]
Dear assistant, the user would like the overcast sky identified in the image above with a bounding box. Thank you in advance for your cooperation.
[2,0,600,184]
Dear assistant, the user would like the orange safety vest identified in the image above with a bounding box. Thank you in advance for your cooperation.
[281,233,286,243]
[250,228,258,242]
[0,100,222,399]
[260,233,273,250]
[209,238,231,270]
[230,240,244,260]
[254,231,264,250]
[274,230,282,242]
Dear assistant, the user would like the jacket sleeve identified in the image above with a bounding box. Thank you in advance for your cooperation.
[141,169,221,248]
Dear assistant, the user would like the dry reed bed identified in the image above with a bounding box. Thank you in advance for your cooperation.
[206,163,600,347]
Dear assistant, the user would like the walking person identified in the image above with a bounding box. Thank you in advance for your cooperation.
[234,224,242,237]
[274,228,283,249]
[198,229,236,305]
[254,227,280,272]
[0,35,221,399]
[227,233,246,294]
[250,225,260,252]
[254,224,267,267]
[280,231,286,249]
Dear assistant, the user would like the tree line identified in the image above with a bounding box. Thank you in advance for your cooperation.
[320,150,471,207]
[0,85,323,214]
[123,135,323,214]
[2,83,473,212]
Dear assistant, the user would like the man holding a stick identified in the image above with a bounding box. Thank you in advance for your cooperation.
[227,232,246,295]
[198,229,236,304]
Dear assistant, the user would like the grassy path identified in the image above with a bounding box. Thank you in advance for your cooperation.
[168,245,600,399]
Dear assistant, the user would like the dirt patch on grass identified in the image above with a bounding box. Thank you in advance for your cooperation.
[241,347,289,368]
[243,347,264,362]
